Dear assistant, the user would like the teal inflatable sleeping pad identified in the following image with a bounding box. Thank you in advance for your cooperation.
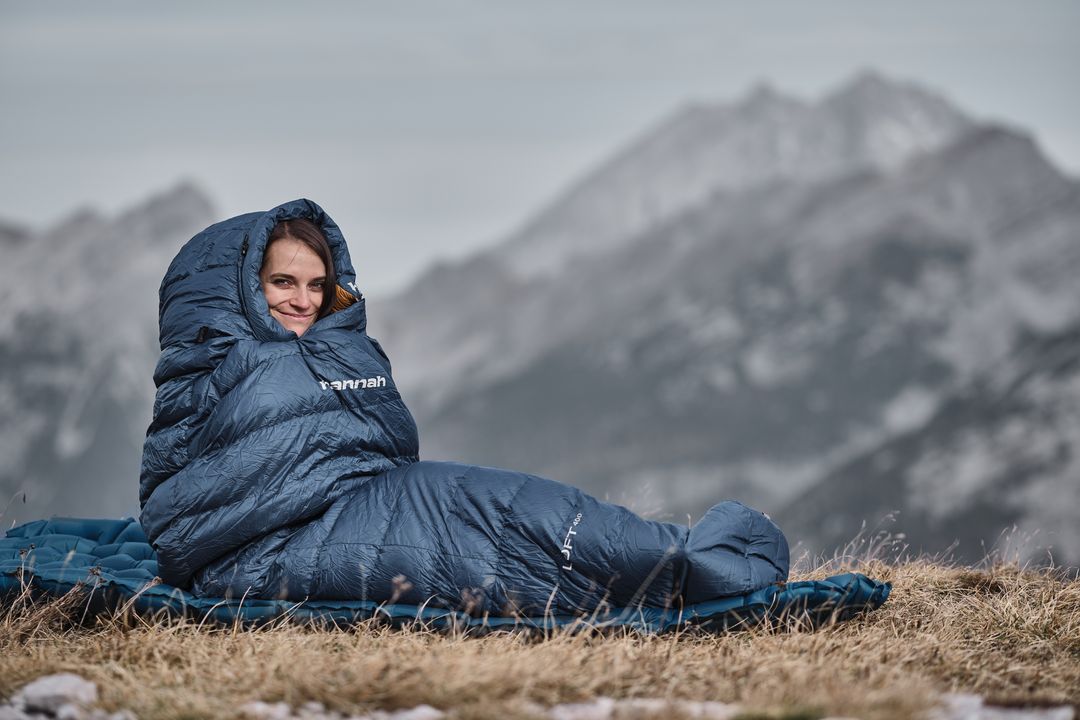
[1,517,890,633]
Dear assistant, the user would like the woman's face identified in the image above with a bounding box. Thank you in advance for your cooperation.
[259,238,327,336]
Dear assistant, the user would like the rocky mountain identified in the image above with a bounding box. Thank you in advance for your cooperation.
[371,70,978,418]
[0,182,217,527]
[368,71,1080,563]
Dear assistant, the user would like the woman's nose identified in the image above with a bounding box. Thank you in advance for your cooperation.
[291,287,313,309]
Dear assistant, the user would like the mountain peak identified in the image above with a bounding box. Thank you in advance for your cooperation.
[742,79,782,104]
[836,67,894,95]
[115,179,218,244]
[818,69,972,170]
[125,178,216,220]
[737,79,806,117]
[824,68,969,123]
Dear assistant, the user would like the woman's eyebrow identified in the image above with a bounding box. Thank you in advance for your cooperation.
[268,272,327,281]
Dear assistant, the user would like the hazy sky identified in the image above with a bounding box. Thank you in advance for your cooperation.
[2,1,1078,295]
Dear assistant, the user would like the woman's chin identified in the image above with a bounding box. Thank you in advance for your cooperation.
[272,312,314,336]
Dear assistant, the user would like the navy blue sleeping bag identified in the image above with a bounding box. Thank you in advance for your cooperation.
[138,198,791,618]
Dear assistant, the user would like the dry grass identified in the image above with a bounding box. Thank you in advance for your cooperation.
[1,533,1078,720]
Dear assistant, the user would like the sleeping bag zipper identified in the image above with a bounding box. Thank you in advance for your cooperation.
[237,234,250,327]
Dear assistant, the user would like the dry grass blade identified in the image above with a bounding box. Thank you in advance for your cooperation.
[2,571,93,642]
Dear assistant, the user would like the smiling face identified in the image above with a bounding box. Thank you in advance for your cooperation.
[259,238,328,336]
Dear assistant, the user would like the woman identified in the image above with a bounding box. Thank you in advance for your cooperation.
[139,199,789,618]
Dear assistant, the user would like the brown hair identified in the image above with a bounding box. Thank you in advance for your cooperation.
[264,218,338,319]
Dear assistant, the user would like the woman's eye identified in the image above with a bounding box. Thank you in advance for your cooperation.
[311,282,325,290]
[273,278,291,287]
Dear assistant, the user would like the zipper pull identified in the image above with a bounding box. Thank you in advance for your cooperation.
[240,235,249,259]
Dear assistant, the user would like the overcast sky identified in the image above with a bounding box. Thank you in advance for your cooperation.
[2,1,1078,295]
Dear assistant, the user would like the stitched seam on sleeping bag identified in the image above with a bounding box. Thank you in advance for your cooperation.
[316,542,490,563]
[445,470,506,610]
[491,476,532,611]
[448,471,467,559]
[745,508,756,590]
[257,523,309,598]
[310,494,352,597]
[369,472,410,596]
[747,511,785,578]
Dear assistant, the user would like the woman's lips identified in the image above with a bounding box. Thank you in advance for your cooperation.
[276,310,313,319]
